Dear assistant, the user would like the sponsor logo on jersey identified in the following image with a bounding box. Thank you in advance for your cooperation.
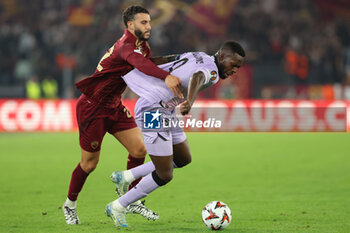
[134,46,142,55]
[210,71,217,81]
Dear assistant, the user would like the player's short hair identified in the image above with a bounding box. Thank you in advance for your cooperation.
[221,41,246,57]
[123,5,149,27]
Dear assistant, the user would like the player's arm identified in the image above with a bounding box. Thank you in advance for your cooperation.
[122,46,183,98]
[150,54,181,65]
[180,71,206,115]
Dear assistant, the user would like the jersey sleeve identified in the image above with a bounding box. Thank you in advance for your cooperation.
[193,65,219,86]
[120,43,169,80]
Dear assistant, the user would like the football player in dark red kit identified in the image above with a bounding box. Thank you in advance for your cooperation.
[62,5,183,224]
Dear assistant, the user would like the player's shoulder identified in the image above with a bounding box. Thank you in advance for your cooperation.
[199,52,216,65]
[180,51,209,58]
[197,51,212,59]
[117,32,135,48]
[117,39,134,50]
[117,41,137,58]
[181,52,215,66]
[188,52,218,85]
[118,38,149,55]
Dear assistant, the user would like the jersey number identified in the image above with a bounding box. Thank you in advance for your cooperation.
[168,58,189,73]
[97,45,115,72]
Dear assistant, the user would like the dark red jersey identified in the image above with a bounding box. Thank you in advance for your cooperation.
[76,29,169,108]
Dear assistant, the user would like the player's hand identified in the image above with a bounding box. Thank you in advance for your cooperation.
[165,75,184,99]
[180,100,192,115]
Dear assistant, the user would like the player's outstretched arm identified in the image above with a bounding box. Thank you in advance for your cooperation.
[180,71,205,115]
[123,46,183,98]
[150,54,184,98]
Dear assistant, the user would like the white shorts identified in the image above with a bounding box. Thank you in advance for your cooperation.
[135,98,187,156]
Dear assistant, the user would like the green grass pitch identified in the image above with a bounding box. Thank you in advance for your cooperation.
[0,132,349,233]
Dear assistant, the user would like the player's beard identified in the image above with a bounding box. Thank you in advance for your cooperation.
[215,55,228,79]
[217,64,228,79]
[135,28,149,41]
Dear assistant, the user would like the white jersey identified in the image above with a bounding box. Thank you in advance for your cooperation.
[122,52,219,106]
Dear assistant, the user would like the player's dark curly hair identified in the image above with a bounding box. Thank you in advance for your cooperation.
[123,5,149,27]
[221,41,246,57]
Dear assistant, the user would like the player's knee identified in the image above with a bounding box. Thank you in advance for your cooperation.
[152,170,173,185]
[81,160,98,173]
[174,155,192,168]
[181,156,192,167]
[159,172,173,183]
[163,173,173,183]
[87,163,98,173]
[130,145,147,158]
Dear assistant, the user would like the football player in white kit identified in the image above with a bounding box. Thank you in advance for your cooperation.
[105,41,245,227]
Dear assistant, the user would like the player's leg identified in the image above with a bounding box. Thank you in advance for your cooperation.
[109,105,158,221]
[113,126,147,191]
[117,154,173,208]
[63,95,106,224]
[118,138,191,185]
[112,154,173,208]
[107,140,191,227]
[171,128,191,168]
[109,131,162,221]
[173,139,192,168]
[106,132,173,227]
[63,148,104,225]
[67,149,101,201]
[113,126,146,158]
[111,104,147,190]
[63,149,100,224]
[106,154,173,227]
[80,149,101,173]
[111,118,189,188]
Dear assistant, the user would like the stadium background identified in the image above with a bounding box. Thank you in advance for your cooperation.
[1,0,350,100]
[0,0,350,233]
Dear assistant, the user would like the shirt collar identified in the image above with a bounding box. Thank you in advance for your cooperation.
[124,29,144,46]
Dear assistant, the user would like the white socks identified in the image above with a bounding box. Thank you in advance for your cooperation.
[112,199,125,210]
[123,170,136,183]
[64,198,77,209]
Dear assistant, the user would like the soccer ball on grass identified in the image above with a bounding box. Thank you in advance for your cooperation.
[201,201,232,230]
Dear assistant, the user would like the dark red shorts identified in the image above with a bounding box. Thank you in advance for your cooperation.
[76,94,137,152]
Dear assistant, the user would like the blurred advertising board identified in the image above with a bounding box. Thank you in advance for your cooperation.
[0,99,348,132]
